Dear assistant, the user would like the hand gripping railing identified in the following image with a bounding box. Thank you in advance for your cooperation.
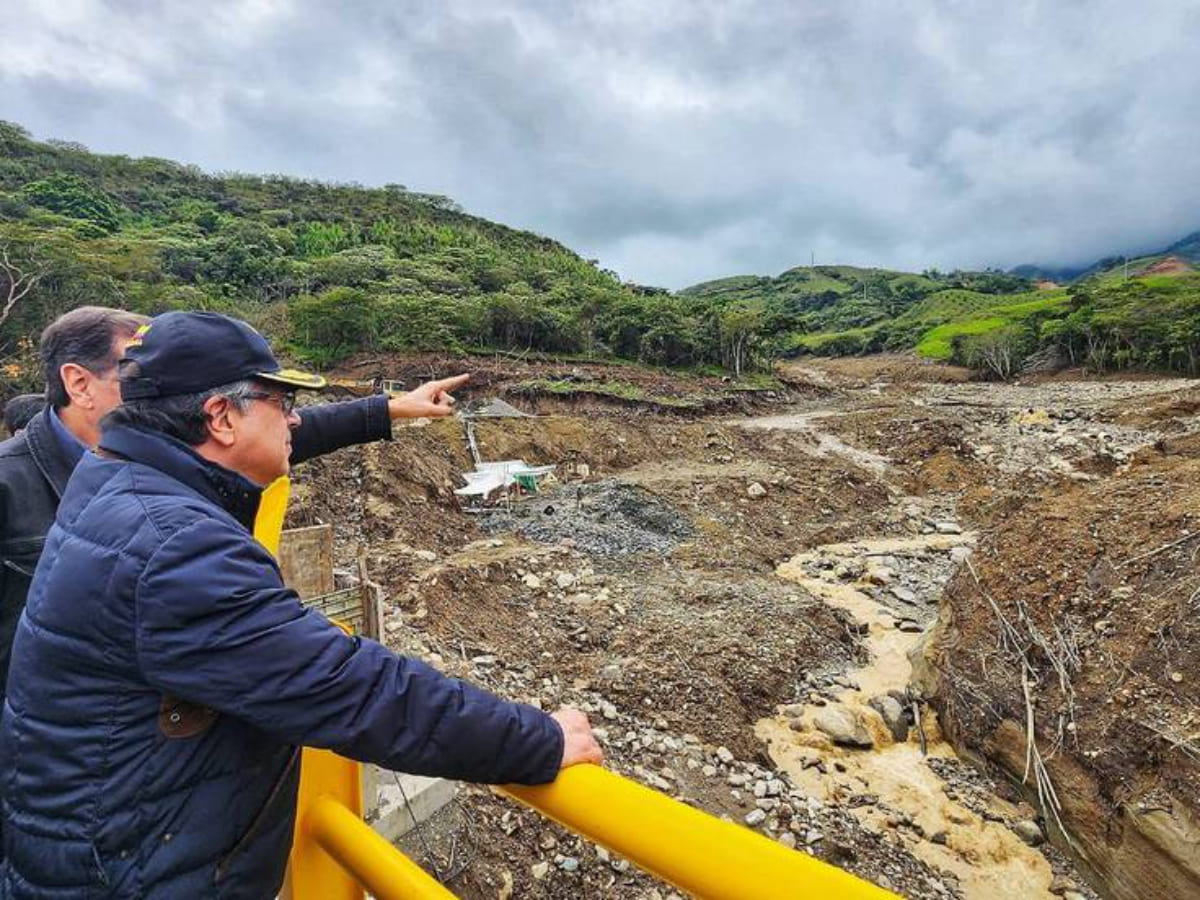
[258,478,897,900]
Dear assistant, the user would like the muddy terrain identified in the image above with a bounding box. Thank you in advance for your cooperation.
[287,353,1200,899]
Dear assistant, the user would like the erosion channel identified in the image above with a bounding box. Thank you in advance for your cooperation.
[288,354,1200,899]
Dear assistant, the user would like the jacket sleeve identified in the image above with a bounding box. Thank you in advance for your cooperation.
[289,395,392,465]
[133,517,563,785]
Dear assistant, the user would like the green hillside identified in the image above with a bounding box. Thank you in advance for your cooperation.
[3,119,1199,387]
[0,120,775,387]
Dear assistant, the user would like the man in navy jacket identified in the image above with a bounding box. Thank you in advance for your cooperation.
[0,304,469,707]
[0,312,600,898]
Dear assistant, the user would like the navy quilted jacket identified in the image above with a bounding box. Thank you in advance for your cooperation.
[0,424,562,898]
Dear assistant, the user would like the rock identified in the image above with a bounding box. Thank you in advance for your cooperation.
[747,482,767,498]
[716,746,735,765]
[601,702,618,720]
[896,619,924,633]
[891,586,918,604]
[865,566,894,585]
[498,869,513,900]
[1012,819,1044,847]
[555,572,577,590]
[531,861,550,880]
[805,829,824,845]
[778,831,797,849]
[868,695,910,742]
[1062,893,1088,900]
[522,574,542,590]
[1049,875,1079,895]
[413,549,438,562]
[557,856,579,872]
[949,546,972,563]
[745,809,767,827]
[812,707,874,749]
[935,522,962,535]
[929,830,948,845]
[701,764,717,777]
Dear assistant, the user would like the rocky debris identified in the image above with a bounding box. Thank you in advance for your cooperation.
[291,355,1148,900]
[747,481,767,498]
[813,707,874,749]
[481,480,694,555]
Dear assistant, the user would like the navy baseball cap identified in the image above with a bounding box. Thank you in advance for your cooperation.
[120,311,326,401]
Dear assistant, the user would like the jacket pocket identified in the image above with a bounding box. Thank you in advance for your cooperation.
[1,546,42,623]
[213,747,300,885]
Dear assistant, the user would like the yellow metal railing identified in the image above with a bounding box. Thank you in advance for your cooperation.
[256,477,897,900]
[503,766,897,900]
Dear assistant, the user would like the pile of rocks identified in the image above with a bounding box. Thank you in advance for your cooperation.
[482,480,694,555]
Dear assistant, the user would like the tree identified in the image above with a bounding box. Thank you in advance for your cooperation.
[956,326,1031,380]
[0,242,45,329]
[288,287,373,364]
[21,173,124,233]
[719,305,764,377]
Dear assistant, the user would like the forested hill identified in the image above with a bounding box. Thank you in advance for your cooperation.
[678,247,1200,379]
[3,119,1200,387]
[1,120,737,388]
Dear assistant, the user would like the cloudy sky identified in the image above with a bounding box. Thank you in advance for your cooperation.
[3,1,1199,288]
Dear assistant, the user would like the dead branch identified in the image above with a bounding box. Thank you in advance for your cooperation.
[1116,530,1200,570]
[0,244,45,329]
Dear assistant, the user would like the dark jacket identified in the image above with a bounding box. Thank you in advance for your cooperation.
[0,395,391,704]
[0,423,562,899]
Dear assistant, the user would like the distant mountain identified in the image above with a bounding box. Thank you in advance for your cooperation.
[1011,228,1200,283]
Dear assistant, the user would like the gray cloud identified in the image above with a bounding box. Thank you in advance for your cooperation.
[3,0,1199,288]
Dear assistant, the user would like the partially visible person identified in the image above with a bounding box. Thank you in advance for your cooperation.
[0,312,601,898]
[1,396,43,437]
[0,306,148,702]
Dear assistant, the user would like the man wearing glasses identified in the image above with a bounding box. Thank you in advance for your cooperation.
[0,312,600,898]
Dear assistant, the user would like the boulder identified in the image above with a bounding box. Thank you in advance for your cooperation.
[868,695,910,743]
[812,706,874,749]
[1012,819,1044,847]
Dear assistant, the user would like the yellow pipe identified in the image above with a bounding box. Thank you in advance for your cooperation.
[305,794,457,900]
[503,765,898,899]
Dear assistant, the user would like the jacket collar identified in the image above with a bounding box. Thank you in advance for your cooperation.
[99,425,263,530]
[23,407,80,499]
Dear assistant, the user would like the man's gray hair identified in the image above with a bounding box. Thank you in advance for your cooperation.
[102,370,259,446]
[40,306,150,409]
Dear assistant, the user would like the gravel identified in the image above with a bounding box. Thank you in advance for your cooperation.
[481,480,695,555]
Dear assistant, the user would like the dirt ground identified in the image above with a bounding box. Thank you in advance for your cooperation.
[285,352,1200,899]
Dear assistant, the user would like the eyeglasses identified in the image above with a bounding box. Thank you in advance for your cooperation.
[243,390,297,416]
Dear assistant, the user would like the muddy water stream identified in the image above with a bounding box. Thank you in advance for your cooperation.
[759,536,1061,900]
